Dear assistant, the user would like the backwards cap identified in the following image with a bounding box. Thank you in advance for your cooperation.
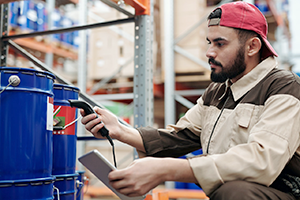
[208,1,278,59]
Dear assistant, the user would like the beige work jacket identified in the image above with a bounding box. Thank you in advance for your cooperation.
[138,57,300,195]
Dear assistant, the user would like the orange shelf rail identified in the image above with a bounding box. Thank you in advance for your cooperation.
[13,38,78,60]
[111,0,150,15]
[84,186,209,200]
[125,0,150,15]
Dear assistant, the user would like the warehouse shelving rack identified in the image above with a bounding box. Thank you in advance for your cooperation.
[0,0,154,132]
[163,0,232,127]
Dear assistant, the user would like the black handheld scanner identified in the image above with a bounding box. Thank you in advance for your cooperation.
[68,99,113,146]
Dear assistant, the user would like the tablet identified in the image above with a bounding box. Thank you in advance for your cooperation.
[78,150,144,200]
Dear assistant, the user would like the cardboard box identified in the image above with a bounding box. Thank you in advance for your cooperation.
[159,0,211,83]
[88,8,135,81]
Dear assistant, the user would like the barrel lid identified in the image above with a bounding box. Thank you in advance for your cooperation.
[0,67,56,80]
[53,83,80,92]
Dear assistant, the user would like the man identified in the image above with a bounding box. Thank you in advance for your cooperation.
[81,2,300,199]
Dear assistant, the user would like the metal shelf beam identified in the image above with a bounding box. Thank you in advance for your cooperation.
[2,18,135,41]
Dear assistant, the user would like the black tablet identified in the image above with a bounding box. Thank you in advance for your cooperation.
[78,149,144,200]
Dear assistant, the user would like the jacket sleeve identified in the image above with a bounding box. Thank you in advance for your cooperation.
[188,94,300,195]
[137,97,205,158]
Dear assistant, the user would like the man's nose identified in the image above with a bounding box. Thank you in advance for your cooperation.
[206,46,217,59]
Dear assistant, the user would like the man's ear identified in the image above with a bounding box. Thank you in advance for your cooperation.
[247,37,262,57]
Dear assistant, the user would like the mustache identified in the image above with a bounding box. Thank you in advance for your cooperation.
[208,58,222,67]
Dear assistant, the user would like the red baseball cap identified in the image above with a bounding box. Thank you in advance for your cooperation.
[208,1,278,59]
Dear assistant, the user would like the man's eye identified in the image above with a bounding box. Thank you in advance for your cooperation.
[217,43,224,47]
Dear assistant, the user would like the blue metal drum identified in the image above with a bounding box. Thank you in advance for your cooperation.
[0,67,55,180]
[76,171,86,200]
[53,84,80,175]
[54,173,79,200]
[0,177,55,200]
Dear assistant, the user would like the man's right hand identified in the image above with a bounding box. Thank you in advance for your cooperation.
[80,106,146,153]
[80,107,120,139]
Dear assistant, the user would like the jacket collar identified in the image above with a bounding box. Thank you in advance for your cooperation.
[220,57,278,101]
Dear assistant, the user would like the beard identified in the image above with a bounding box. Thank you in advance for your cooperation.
[210,46,246,83]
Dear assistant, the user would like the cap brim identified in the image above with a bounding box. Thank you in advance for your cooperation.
[261,37,278,59]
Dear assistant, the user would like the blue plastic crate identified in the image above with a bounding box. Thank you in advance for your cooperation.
[35,2,47,31]
[175,149,203,190]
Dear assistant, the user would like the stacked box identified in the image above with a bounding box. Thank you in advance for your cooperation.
[159,0,211,82]
[88,6,135,81]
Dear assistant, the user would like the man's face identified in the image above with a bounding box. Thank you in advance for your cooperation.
[206,26,247,83]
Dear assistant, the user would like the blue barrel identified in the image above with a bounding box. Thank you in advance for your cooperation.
[0,67,55,180]
[76,171,86,200]
[9,2,19,28]
[54,173,79,200]
[35,2,47,32]
[0,177,55,200]
[53,84,80,175]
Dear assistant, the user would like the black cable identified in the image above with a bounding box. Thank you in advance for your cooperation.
[107,135,117,168]
[112,144,117,168]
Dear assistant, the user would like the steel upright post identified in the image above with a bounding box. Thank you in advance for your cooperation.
[164,0,175,126]
[0,4,8,66]
[77,0,89,171]
[133,0,154,142]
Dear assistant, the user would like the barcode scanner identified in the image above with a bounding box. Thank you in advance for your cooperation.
[68,99,113,146]
[68,99,117,167]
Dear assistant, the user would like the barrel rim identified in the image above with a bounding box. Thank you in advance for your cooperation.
[54,173,80,179]
[53,83,80,92]
[0,176,55,185]
[0,67,56,80]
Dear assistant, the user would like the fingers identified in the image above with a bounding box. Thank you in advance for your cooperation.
[83,116,104,133]
[80,106,104,125]
[109,170,128,191]
[80,107,105,136]
[94,106,108,116]
[94,106,102,114]
[108,169,124,181]
[80,111,97,125]
[108,171,138,197]
[78,106,115,139]
[79,106,104,118]
[109,179,148,197]
[108,169,149,197]
[89,120,105,134]
[79,109,85,117]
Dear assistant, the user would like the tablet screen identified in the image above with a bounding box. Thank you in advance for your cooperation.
[78,150,144,200]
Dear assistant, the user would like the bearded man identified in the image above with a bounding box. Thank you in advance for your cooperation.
[81,2,300,199]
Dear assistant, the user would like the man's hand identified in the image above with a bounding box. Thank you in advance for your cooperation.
[108,157,197,197]
[108,157,166,197]
[80,107,146,152]
[80,107,121,139]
